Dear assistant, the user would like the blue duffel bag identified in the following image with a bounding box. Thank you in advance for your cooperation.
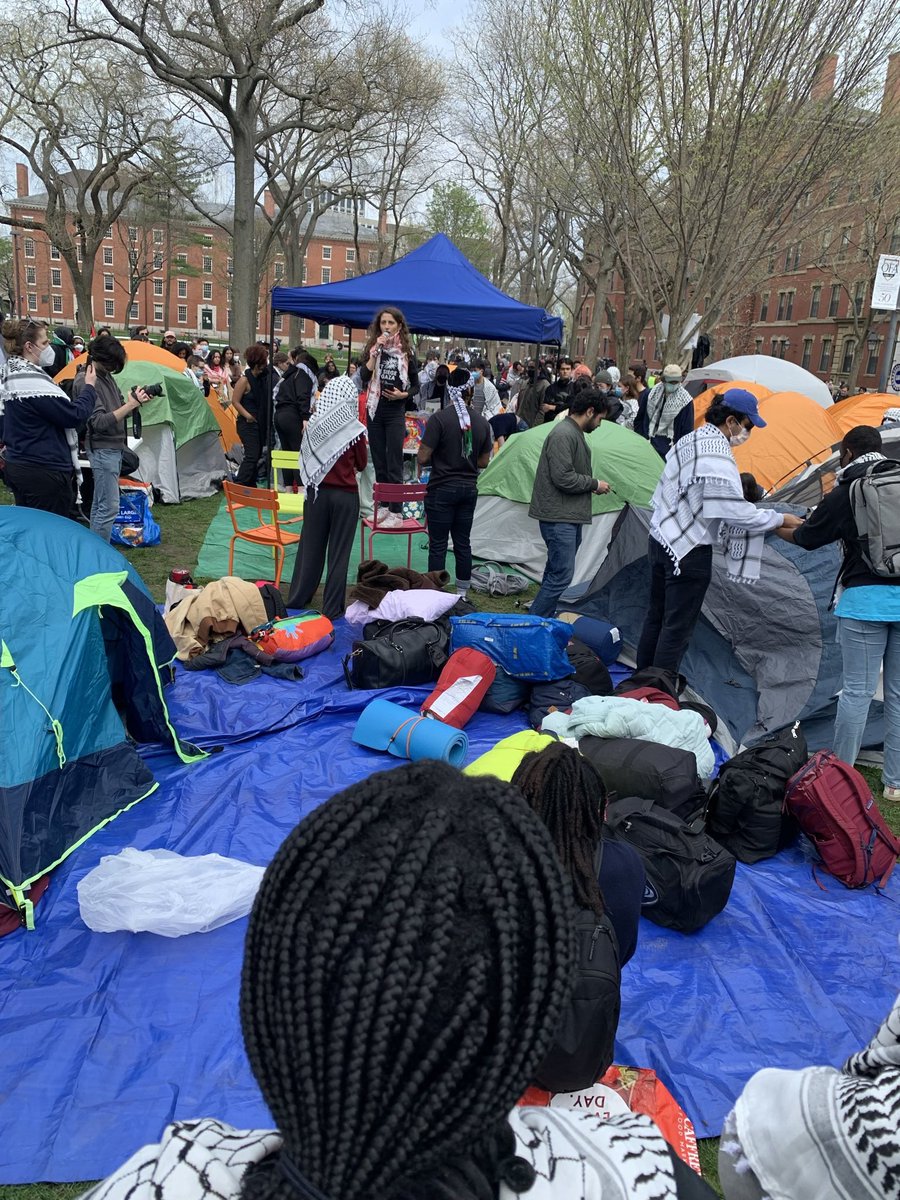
[450,613,572,682]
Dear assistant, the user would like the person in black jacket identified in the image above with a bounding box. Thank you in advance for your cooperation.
[274,347,317,491]
[779,425,900,800]
[541,358,574,420]
[359,306,419,525]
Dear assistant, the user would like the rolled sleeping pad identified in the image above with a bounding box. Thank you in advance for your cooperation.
[557,614,621,665]
[353,698,468,766]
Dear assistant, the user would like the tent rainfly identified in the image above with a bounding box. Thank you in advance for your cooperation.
[271,233,564,343]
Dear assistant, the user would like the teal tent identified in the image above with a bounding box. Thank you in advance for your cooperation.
[0,509,203,928]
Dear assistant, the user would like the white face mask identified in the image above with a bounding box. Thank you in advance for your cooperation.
[728,420,750,448]
[37,343,56,368]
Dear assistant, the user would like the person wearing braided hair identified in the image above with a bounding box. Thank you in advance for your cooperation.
[511,742,645,966]
[78,762,714,1200]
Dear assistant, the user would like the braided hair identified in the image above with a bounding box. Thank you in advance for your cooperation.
[511,743,607,918]
[240,760,575,1200]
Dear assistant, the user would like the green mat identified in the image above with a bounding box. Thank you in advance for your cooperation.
[196,496,432,583]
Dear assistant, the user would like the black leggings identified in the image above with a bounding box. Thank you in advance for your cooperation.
[366,401,406,511]
[274,404,303,488]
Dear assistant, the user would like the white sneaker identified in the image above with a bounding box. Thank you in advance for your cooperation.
[883,785,900,803]
[375,505,391,521]
[379,512,404,529]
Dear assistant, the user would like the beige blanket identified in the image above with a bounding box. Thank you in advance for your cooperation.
[164,577,269,661]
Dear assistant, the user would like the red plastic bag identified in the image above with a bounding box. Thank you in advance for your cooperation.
[421,648,496,729]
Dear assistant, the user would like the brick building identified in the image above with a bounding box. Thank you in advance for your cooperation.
[572,53,900,389]
[7,164,381,348]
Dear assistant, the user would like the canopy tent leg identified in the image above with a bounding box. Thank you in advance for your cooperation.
[266,296,277,491]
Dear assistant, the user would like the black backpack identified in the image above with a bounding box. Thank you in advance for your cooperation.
[605,796,735,933]
[566,635,613,696]
[706,724,808,864]
[533,847,621,1093]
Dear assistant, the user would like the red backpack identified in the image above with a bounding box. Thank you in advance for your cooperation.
[785,751,900,888]
[421,648,496,729]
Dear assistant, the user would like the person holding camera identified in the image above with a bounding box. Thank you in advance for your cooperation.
[73,336,152,543]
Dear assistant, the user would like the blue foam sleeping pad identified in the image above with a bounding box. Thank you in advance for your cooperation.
[353,698,468,766]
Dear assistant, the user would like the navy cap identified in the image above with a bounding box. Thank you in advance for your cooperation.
[723,387,766,427]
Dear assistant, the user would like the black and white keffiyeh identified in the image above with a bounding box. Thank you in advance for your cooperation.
[364,333,410,420]
[448,383,474,456]
[0,355,82,477]
[645,381,693,442]
[835,449,886,481]
[650,424,780,583]
[300,375,366,498]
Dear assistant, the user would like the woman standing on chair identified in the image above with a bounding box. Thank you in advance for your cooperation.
[360,306,419,528]
[231,345,271,487]
[286,375,368,619]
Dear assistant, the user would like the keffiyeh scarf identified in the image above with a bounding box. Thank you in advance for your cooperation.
[448,383,473,456]
[365,334,410,419]
[0,355,82,478]
[300,375,366,498]
[645,381,693,442]
[835,449,886,481]
[651,424,772,584]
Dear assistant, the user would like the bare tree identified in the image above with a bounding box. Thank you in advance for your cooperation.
[0,28,164,329]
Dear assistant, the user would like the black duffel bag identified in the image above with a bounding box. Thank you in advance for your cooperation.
[343,617,450,689]
[605,795,736,933]
[580,735,706,821]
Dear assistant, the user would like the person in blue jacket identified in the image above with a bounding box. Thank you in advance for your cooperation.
[0,317,95,518]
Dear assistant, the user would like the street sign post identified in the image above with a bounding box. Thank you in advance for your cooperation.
[872,255,900,392]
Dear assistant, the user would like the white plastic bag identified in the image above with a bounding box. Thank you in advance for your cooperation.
[77,847,265,937]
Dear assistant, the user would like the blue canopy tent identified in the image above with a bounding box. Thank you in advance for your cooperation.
[270,233,564,343]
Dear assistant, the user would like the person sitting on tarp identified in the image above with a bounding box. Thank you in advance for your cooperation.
[79,761,713,1200]
[718,989,900,1200]
[776,425,900,803]
[637,390,801,676]
[286,375,368,621]
[417,373,493,599]
[511,741,645,966]
[634,363,695,458]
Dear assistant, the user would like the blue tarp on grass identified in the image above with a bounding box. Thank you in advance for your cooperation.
[0,622,898,1183]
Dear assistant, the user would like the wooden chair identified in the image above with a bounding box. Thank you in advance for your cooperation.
[359,483,428,569]
[222,481,301,588]
[269,450,305,519]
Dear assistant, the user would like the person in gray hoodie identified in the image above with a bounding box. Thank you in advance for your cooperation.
[73,336,152,542]
[528,388,610,617]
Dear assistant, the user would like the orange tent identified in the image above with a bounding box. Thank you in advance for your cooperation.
[828,392,900,437]
[55,341,186,382]
[692,380,771,428]
[731,391,842,492]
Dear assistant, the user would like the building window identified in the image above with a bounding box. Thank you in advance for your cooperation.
[368,250,377,265]
[853,280,865,316]
[783,246,792,272]
[50,267,62,288]
[322,245,332,260]
[810,285,821,318]
[24,237,35,258]
[344,269,354,280]
[891,220,900,255]
[841,338,856,374]
[828,284,840,318]
[203,255,212,273]
[793,243,802,269]
[154,304,164,322]
[25,266,36,285]
[226,287,231,303]
[226,256,233,273]
[838,226,852,258]
[104,274,114,292]
[127,226,137,242]
[318,323,330,340]
[130,303,139,320]
[104,299,115,318]
[153,278,163,296]
[786,291,794,321]
[819,337,833,372]
[273,261,283,281]
[602,337,609,356]
[177,304,187,324]
[153,228,163,245]
[321,267,331,284]
[759,292,769,321]
[346,248,356,262]
[301,266,307,284]
[177,279,187,298]
[767,246,777,273]
[776,292,786,321]
[177,252,187,265]
[820,228,833,259]
[105,226,113,239]
[274,314,283,332]
[50,245,60,260]
[27,294,36,311]
[203,234,213,245]
[103,246,113,265]
[770,338,779,356]
[754,337,763,354]
[202,282,212,300]
[226,309,231,328]
[801,338,813,370]
[52,295,63,314]
[153,251,163,270]
[866,340,880,376]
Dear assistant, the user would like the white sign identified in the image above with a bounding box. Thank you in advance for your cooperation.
[872,254,900,311]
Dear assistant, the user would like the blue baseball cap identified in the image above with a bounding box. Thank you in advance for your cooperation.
[722,387,766,427]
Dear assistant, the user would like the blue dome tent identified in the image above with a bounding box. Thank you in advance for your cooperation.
[0,509,204,929]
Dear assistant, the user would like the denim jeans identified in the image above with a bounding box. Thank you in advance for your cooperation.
[530,521,583,617]
[636,537,713,675]
[835,617,900,786]
[424,483,478,585]
[87,448,123,542]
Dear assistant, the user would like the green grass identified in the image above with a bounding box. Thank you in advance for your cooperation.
[3,483,897,1199]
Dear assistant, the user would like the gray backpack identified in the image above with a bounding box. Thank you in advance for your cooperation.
[470,561,530,596]
[849,462,900,577]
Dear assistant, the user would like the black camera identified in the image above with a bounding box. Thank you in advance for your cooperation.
[142,382,164,398]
